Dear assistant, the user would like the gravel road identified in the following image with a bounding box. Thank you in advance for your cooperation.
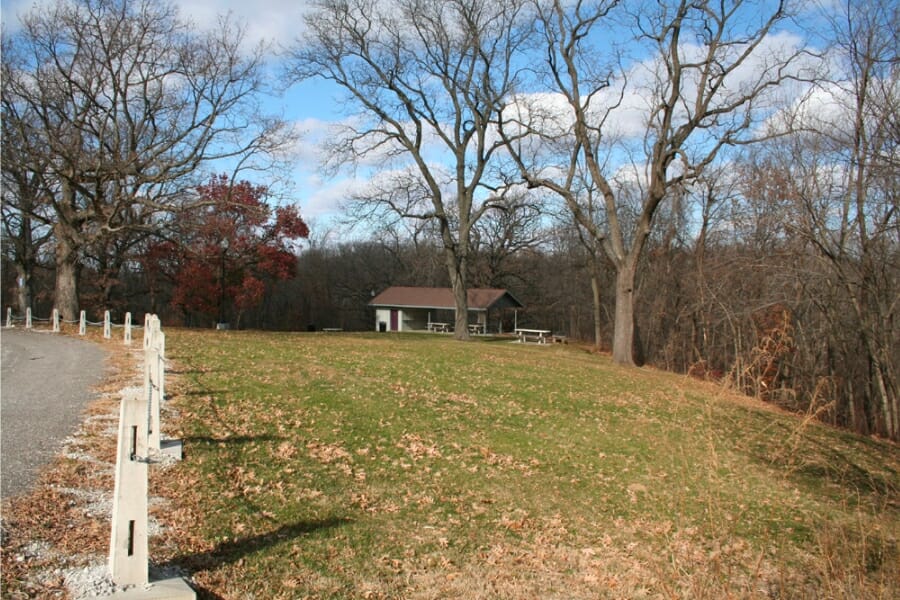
[1,328,108,500]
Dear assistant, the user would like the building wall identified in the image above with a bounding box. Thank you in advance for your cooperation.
[375,308,391,332]
[375,308,431,331]
[376,307,495,332]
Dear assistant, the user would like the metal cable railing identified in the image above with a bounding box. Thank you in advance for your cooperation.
[4,306,147,346]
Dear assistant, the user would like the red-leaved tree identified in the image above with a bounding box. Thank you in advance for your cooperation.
[148,174,309,326]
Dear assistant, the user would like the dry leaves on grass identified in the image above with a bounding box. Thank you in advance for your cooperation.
[397,433,442,460]
[306,440,352,464]
[0,341,143,597]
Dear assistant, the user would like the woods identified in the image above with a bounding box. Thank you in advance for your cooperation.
[2,0,897,441]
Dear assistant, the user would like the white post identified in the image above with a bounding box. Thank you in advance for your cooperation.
[25,307,32,329]
[157,331,165,418]
[143,314,152,349]
[146,316,163,452]
[79,310,86,335]
[124,312,132,345]
[146,332,161,452]
[6,307,12,328]
[52,308,60,332]
[104,310,111,339]
[109,388,149,586]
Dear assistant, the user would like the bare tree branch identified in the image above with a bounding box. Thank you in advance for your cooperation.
[286,0,535,339]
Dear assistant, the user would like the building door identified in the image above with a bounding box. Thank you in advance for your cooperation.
[390,310,399,331]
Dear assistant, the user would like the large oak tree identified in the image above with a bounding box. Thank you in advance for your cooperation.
[1,0,287,320]
[502,0,812,364]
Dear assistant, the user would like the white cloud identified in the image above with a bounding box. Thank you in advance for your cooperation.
[2,0,312,47]
[763,71,898,143]
[174,0,312,47]
[3,1,826,227]
[288,116,347,165]
[503,28,818,181]
[301,176,361,219]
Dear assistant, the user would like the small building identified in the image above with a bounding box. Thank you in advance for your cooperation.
[369,286,523,333]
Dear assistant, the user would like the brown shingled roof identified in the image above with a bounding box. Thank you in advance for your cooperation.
[369,286,522,311]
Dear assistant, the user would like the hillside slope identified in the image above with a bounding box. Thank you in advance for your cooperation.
[155,330,899,598]
[107,332,900,597]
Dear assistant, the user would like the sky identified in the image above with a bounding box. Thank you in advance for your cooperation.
[1,0,836,237]
[1,0,352,229]
[174,0,353,229]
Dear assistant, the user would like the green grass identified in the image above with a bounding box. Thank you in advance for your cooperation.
[158,330,899,599]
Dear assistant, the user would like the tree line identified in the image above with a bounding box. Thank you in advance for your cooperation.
[2,0,897,440]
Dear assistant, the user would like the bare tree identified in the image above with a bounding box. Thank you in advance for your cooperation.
[750,0,900,439]
[1,0,288,320]
[470,193,546,288]
[501,0,812,365]
[0,80,54,315]
[561,164,618,349]
[286,0,532,339]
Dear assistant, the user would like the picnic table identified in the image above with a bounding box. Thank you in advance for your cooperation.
[427,322,450,333]
[515,328,552,344]
[467,323,485,335]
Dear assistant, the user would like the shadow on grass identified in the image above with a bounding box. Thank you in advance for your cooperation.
[739,415,900,505]
[177,389,231,397]
[789,438,899,502]
[166,367,225,376]
[183,434,286,447]
[160,517,352,600]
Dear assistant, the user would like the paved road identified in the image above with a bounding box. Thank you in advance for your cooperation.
[1,328,108,500]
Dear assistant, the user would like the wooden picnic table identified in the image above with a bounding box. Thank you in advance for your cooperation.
[427,322,450,333]
[515,328,552,344]
[467,323,485,335]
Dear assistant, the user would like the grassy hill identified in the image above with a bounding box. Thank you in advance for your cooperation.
[157,330,898,599]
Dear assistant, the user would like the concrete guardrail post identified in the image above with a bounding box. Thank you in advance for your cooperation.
[124,312,132,345]
[145,341,158,452]
[106,321,193,598]
[109,389,149,586]
[25,307,32,329]
[52,308,60,332]
[143,314,152,349]
[104,310,111,339]
[157,330,165,422]
[145,317,161,451]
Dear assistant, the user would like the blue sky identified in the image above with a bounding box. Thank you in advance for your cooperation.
[2,0,351,228]
[2,0,832,237]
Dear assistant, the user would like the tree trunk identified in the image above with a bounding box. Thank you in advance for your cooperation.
[449,263,471,341]
[612,260,637,366]
[869,341,898,440]
[591,270,602,349]
[440,208,471,341]
[12,210,37,315]
[54,229,80,321]
[15,264,33,315]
